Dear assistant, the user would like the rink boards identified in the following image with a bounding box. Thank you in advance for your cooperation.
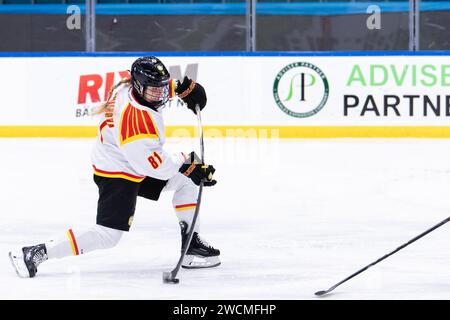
[0,52,449,138]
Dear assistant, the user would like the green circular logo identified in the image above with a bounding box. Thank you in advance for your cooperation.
[273,62,329,118]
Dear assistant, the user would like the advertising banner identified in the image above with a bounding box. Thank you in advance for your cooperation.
[0,54,448,137]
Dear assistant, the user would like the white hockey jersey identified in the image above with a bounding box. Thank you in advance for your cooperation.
[91,82,186,183]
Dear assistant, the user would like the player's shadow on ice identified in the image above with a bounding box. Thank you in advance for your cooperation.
[36,263,220,281]
[36,266,166,279]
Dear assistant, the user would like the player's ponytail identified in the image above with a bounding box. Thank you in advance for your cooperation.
[93,77,131,115]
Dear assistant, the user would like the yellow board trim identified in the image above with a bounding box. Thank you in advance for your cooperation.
[2,126,450,138]
[0,126,97,138]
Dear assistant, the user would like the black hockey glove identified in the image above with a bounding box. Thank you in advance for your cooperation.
[179,151,216,187]
[175,76,207,114]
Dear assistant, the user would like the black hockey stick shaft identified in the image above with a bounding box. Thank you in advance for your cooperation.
[163,105,205,283]
[315,216,450,296]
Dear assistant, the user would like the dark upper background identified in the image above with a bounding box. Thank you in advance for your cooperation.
[0,0,448,51]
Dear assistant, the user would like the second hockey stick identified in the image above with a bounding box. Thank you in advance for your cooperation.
[163,104,205,284]
[315,216,450,296]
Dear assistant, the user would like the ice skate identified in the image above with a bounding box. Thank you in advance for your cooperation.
[9,244,48,278]
[179,222,221,269]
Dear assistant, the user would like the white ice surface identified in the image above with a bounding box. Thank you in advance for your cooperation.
[0,137,449,300]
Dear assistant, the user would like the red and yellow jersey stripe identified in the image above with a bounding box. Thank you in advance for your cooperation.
[67,229,79,256]
[93,165,145,183]
[99,118,114,143]
[119,103,158,146]
[175,203,197,212]
[98,93,116,143]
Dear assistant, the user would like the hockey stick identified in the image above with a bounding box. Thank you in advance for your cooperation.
[163,104,205,284]
[315,216,450,297]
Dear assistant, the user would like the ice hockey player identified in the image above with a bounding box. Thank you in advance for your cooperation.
[9,56,220,278]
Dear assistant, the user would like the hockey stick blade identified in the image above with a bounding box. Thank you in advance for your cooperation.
[314,290,329,296]
[162,271,179,284]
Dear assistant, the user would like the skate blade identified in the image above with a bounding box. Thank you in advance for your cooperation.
[8,251,30,278]
[182,255,221,269]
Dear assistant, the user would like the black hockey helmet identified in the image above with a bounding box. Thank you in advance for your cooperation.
[131,56,170,108]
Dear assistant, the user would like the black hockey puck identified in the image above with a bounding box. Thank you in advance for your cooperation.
[163,272,179,284]
[163,278,179,284]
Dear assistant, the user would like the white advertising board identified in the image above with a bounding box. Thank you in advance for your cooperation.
[0,55,448,136]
